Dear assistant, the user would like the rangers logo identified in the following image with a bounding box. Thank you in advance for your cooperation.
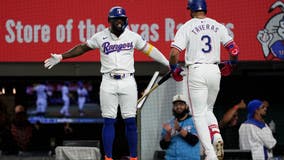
[102,42,133,54]
[257,0,284,60]
[117,8,122,14]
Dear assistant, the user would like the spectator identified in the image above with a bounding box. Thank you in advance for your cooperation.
[239,99,277,160]
[14,105,25,113]
[63,122,75,140]
[160,94,200,160]
[30,121,50,152]
[0,111,17,155]
[219,99,246,149]
[10,105,33,153]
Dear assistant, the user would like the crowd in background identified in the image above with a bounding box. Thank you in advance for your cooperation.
[0,104,93,156]
[1,97,284,159]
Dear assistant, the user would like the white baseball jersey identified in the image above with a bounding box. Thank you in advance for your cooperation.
[77,87,88,98]
[171,17,233,65]
[171,17,234,158]
[86,28,147,73]
[239,122,277,160]
[60,85,70,116]
[61,85,69,100]
[34,84,48,112]
[86,28,149,119]
[77,87,88,110]
[34,84,47,100]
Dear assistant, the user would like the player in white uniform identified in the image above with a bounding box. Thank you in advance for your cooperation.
[77,81,88,116]
[60,82,70,117]
[169,0,239,160]
[239,99,277,160]
[33,82,48,116]
[44,6,169,160]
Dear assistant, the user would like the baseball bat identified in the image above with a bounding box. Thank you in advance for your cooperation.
[137,71,172,104]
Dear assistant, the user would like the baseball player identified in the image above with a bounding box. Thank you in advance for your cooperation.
[60,82,70,117]
[44,6,169,160]
[169,0,239,160]
[33,82,49,116]
[77,81,88,116]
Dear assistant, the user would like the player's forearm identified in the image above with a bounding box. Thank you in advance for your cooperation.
[224,41,239,57]
[142,43,169,66]
[62,43,91,59]
[169,48,180,65]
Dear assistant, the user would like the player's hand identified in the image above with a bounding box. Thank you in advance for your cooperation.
[170,64,183,81]
[44,53,63,69]
[219,60,237,77]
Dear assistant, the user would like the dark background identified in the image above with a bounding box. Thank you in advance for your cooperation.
[0,61,284,158]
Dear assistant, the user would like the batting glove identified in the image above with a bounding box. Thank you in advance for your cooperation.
[170,64,184,82]
[219,60,237,76]
[44,53,63,69]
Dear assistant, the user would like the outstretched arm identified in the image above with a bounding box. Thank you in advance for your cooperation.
[61,43,92,59]
[44,43,92,69]
[141,43,169,66]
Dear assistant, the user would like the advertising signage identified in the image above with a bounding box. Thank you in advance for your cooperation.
[0,0,283,62]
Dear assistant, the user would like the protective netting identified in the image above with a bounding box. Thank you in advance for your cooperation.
[138,74,188,160]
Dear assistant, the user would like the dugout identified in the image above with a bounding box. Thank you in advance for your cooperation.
[0,61,284,159]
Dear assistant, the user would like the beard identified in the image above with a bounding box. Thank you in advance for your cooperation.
[173,108,189,120]
[109,18,127,35]
[111,22,124,33]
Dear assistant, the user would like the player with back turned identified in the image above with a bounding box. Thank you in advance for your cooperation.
[169,0,239,160]
[44,6,169,160]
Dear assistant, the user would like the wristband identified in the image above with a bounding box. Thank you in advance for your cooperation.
[170,64,178,71]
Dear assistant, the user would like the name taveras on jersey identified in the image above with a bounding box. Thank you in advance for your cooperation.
[191,24,219,35]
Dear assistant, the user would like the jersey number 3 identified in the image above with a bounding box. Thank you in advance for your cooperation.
[201,35,212,53]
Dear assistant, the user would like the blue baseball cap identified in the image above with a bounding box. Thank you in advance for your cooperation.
[247,99,263,119]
